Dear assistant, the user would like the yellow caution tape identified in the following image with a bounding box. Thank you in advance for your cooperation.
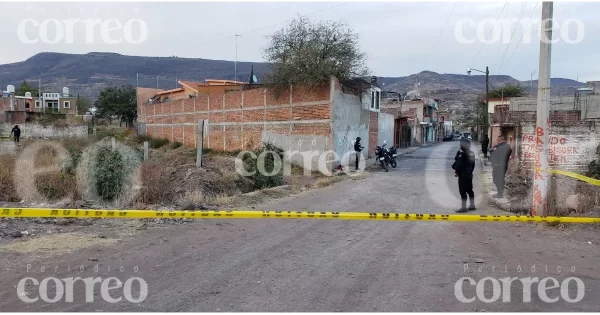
[548,169,600,187]
[1,208,600,223]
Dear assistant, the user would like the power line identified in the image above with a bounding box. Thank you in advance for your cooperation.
[470,2,509,68]
[498,2,528,74]
[423,2,456,72]
[494,3,510,70]
[502,2,540,75]
[188,2,351,50]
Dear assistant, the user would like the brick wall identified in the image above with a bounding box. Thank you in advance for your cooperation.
[369,111,378,156]
[137,84,332,152]
[516,121,599,172]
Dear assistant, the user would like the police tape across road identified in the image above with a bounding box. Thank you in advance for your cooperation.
[1,208,600,223]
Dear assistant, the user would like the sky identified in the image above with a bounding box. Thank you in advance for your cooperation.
[0,1,598,82]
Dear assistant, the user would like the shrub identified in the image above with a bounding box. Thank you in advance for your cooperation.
[149,138,169,149]
[243,141,284,189]
[95,147,126,201]
[170,141,182,149]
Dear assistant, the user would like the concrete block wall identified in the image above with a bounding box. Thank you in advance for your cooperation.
[516,121,599,172]
[0,123,88,139]
[377,112,394,147]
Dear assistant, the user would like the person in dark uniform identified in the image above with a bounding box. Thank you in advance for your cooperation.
[10,125,21,143]
[353,137,364,171]
[481,135,489,158]
[490,135,512,198]
[452,139,476,213]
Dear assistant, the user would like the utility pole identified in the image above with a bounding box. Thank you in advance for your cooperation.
[234,34,241,82]
[532,2,553,217]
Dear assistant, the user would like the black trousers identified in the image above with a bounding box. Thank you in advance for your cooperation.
[355,152,361,170]
[492,166,507,195]
[482,146,488,157]
[13,135,20,143]
[458,176,474,207]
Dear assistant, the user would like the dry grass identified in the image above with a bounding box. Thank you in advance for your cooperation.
[0,233,118,257]
[133,162,172,205]
[208,193,234,206]
[314,176,345,188]
[0,155,18,202]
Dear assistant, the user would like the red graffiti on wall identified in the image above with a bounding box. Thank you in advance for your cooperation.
[521,133,582,166]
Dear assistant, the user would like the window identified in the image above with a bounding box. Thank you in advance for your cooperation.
[35,100,41,108]
[375,91,380,110]
[25,101,30,109]
[63,101,71,108]
[371,91,375,109]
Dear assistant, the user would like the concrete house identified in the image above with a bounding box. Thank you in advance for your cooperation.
[1,85,78,123]
[136,76,394,171]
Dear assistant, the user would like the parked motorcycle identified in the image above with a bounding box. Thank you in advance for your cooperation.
[384,143,398,168]
[374,145,389,172]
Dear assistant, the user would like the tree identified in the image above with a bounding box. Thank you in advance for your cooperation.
[15,81,39,96]
[263,16,369,93]
[95,85,137,128]
[488,83,524,98]
[76,94,91,115]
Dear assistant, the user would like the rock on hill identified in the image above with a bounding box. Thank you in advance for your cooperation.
[0,53,585,102]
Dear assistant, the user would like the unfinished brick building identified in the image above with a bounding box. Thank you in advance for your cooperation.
[136,76,392,170]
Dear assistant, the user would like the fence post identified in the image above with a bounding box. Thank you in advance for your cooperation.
[144,141,149,161]
[196,120,204,168]
[111,137,116,151]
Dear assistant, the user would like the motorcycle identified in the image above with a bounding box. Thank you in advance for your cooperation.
[374,145,389,172]
[383,143,398,168]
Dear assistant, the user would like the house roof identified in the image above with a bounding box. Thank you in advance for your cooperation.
[155,88,185,96]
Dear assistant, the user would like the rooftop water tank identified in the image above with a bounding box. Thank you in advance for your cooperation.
[6,85,15,93]
[25,92,32,98]
[62,87,70,97]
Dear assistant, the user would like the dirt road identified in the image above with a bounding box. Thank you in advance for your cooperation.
[1,142,599,311]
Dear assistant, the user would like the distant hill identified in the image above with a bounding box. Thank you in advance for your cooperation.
[0,52,586,103]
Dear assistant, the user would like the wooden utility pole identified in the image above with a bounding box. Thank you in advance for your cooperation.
[532,2,553,216]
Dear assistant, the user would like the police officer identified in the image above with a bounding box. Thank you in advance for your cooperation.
[490,135,512,198]
[452,139,476,213]
[10,125,21,144]
[353,137,364,171]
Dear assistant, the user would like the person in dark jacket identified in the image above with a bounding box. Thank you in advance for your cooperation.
[490,136,512,198]
[481,135,489,158]
[353,137,364,171]
[452,139,476,213]
[10,125,21,143]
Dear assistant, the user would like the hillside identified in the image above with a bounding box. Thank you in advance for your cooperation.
[0,52,585,104]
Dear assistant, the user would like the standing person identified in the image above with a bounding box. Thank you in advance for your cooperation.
[353,137,364,171]
[490,135,512,198]
[10,125,21,144]
[481,135,490,158]
[452,139,476,213]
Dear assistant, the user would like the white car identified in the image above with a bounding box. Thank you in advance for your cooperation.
[467,135,472,140]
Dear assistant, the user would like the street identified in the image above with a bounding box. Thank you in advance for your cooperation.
[1,141,599,311]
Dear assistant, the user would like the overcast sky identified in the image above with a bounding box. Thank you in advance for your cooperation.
[0,1,598,82]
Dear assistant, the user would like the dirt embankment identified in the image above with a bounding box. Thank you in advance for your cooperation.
[0,127,369,244]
